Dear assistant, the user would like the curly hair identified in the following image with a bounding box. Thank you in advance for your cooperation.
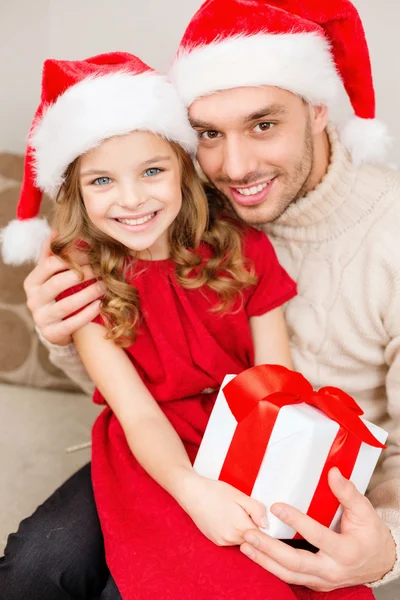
[50,141,256,346]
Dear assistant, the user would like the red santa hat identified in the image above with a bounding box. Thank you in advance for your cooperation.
[1,51,198,265]
[170,0,390,166]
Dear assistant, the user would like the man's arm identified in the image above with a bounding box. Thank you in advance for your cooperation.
[365,269,400,586]
[35,327,95,396]
[23,234,103,393]
[239,259,400,590]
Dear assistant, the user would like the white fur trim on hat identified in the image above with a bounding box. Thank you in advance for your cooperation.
[1,217,51,265]
[339,116,392,166]
[170,33,342,108]
[31,72,198,197]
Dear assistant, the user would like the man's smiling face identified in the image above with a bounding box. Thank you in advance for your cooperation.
[190,85,326,224]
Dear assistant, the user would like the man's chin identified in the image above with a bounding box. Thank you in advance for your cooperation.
[230,199,285,226]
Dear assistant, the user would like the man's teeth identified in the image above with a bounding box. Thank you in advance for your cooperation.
[236,182,269,196]
[117,213,155,225]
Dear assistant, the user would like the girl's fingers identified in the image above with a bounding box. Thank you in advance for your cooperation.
[238,495,268,529]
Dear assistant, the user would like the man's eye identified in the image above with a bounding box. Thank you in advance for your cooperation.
[93,177,112,186]
[253,122,274,133]
[199,130,221,140]
[143,168,162,177]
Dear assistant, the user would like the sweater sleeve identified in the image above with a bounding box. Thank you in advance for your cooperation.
[366,268,400,587]
[36,327,95,396]
[33,278,102,396]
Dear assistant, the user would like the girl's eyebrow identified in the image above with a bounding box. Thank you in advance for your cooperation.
[80,156,172,178]
[140,155,172,167]
[80,169,113,178]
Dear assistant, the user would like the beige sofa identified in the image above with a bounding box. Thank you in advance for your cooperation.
[0,382,100,555]
[0,153,398,598]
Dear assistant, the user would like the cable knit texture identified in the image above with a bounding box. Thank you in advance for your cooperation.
[45,124,400,587]
[263,125,400,587]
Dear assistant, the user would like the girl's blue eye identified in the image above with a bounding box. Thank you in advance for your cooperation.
[143,168,162,177]
[93,177,112,186]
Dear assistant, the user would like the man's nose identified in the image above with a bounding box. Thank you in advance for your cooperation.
[222,136,258,183]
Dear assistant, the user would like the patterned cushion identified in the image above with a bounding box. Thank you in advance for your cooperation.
[0,154,80,391]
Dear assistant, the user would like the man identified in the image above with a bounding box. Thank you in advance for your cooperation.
[167,0,400,592]
[1,0,399,597]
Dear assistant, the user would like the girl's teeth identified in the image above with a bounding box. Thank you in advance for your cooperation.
[118,213,155,225]
[236,182,269,196]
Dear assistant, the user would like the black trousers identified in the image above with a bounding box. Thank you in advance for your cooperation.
[0,463,120,600]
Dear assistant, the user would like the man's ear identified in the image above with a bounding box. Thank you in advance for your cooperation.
[310,104,329,135]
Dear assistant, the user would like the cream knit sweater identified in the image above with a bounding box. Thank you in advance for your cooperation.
[43,125,400,586]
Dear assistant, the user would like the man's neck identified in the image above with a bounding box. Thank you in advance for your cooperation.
[307,128,331,194]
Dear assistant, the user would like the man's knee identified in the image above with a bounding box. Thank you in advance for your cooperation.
[0,528,67,599]
[0,464,106,599]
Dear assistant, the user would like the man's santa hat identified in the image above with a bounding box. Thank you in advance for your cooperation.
[170,0,390,166]
[1,52,197,265]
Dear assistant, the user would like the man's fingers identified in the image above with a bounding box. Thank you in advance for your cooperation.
[42,299,102,342]
[37,233,54,262]
[240,541,329,590]
[328,468,372,521]
[27,266,100,315]
[34,277,104,327]
[24,254,77,291]
[25,248,92,292]
[270,503,342,557]
[37,232,87,267]
[242,529,325,577]
[61,245,92,266]
[48,281,105,323]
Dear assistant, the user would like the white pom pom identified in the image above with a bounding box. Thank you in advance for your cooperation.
[0,218,51,265]
[339,116,392,166]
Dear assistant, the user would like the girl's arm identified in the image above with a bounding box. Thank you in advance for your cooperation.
[73,322,267,545]
[73,322,194,500]
[250,306,293,368]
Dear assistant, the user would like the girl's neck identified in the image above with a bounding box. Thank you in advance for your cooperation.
[135,232,171,262]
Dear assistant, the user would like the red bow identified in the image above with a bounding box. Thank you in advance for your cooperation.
[218,365,385,536]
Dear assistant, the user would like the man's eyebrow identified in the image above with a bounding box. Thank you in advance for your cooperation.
[189,104,288,130]
[244,104,288,123]
[189,118,217,129]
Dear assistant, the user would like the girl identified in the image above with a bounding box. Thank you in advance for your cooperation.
[1,52,373,600]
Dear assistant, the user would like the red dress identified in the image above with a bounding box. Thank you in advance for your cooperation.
[62,227,373,600]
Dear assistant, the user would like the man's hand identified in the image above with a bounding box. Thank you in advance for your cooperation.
[240,468,396,591]
[24,235,105,346]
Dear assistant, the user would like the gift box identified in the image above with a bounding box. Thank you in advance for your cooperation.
[194,365,388,539]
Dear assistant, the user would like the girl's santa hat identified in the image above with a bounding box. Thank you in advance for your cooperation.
[1,52,198,265]
[170,0,390,166]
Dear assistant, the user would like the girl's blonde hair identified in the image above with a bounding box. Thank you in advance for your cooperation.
[51,141,256,346]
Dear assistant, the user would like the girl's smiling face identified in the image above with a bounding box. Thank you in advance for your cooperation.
[79,130,183,260]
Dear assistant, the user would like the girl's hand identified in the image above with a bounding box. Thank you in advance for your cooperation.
[179,473,268,546]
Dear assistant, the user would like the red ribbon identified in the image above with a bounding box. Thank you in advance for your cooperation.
[218,365,385,536]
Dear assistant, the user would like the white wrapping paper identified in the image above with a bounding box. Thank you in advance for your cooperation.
[194,375,388,538]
